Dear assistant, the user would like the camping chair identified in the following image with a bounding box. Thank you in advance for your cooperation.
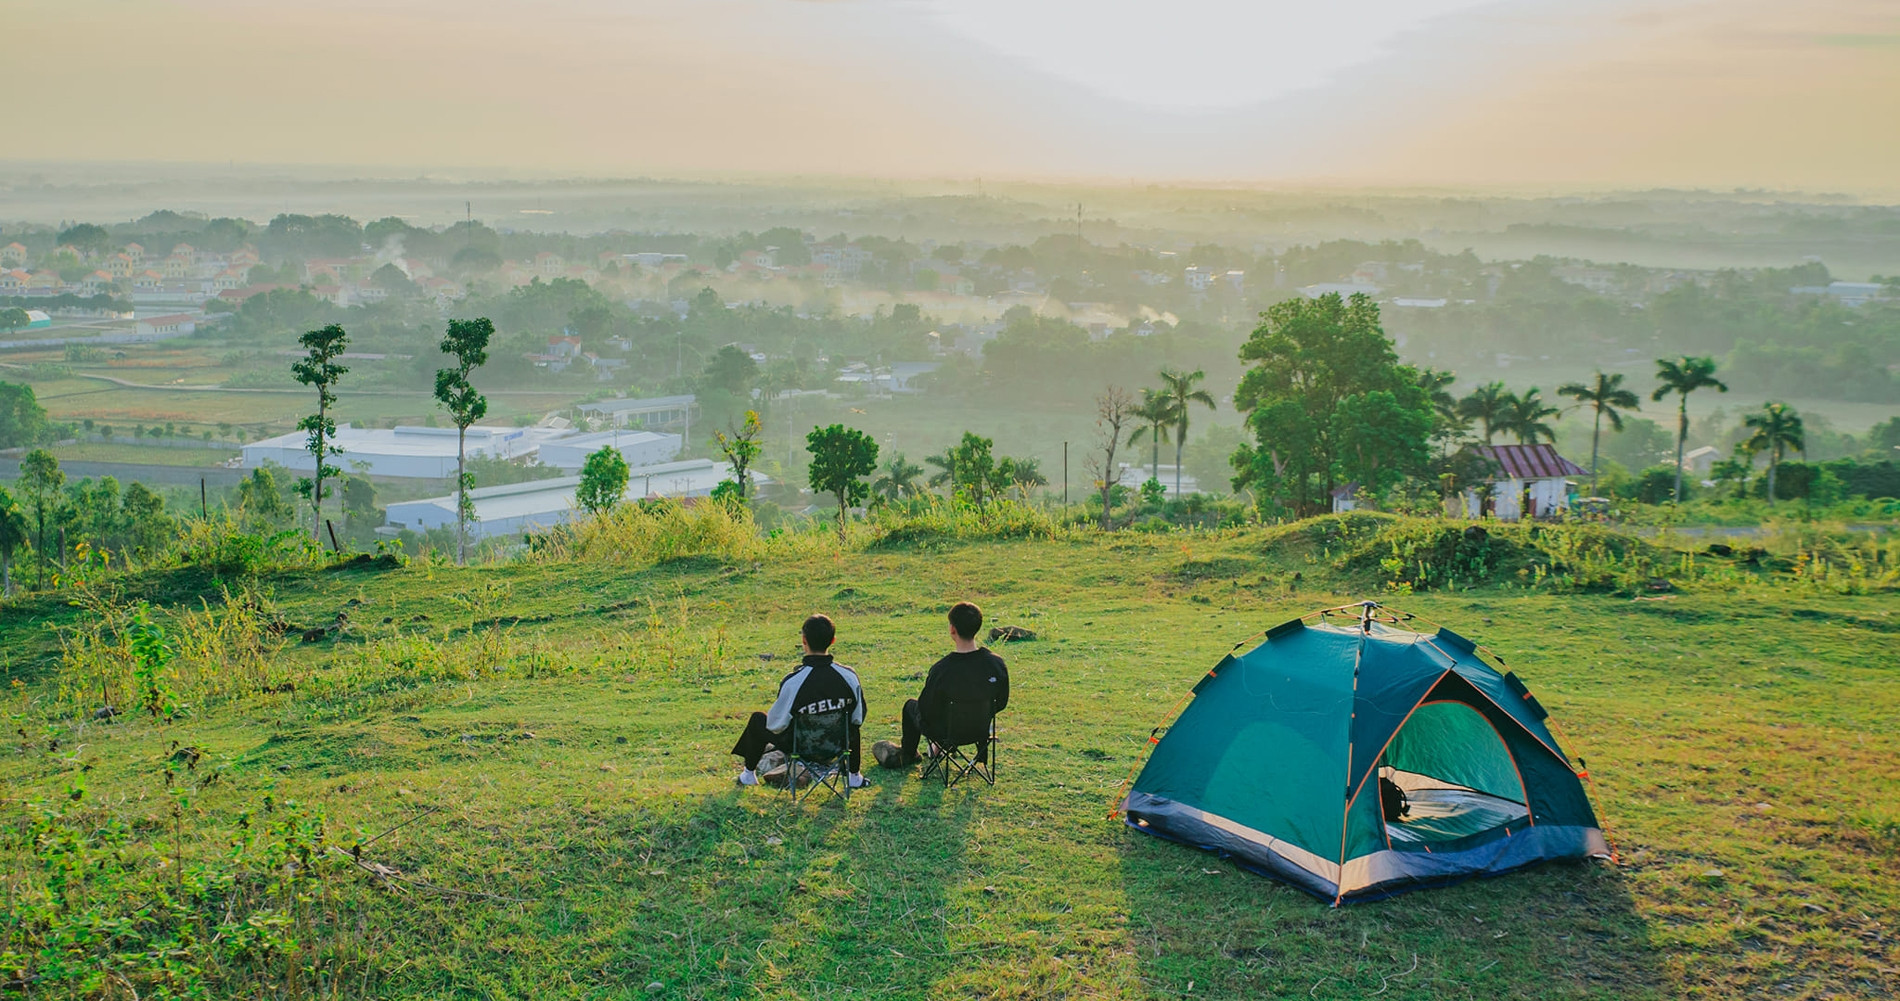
[919,699,996,788]
[784,707,852,807]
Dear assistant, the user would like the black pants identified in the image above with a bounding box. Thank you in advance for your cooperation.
[901,699,987,763]
[731,711,861,773]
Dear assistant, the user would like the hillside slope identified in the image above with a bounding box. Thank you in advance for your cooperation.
[2,520,1896,1000]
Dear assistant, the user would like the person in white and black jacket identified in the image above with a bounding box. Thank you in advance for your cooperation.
[730,613,867,788]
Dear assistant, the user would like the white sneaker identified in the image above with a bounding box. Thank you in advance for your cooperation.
[848,772,868,789]
[736,768,759,786]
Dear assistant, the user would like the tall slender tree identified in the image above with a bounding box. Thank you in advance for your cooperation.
[1456,382,1515,445]
[1651,356,1727,504]
[291,323,349,543]
[1128,389,1178,484]
[1742,402,1805,504]
[19,448,62,589]
[1158,368,1217,498]
[434,317,492,565]
[1504,387,1560,445]
[0,483,27,596]
[1558,371,1641,495]
[712,409,764,498]
[1086,386,1135,530]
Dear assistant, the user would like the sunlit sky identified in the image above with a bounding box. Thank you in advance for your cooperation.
[9,0,1900,191]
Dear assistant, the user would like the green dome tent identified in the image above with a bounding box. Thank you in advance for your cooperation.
[1122,602,1608,904]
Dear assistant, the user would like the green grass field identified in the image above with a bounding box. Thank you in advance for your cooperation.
[1,519,1895,1000]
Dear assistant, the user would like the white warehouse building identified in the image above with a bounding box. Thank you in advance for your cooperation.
[535,430,681,472]
[383,459,769,540]
[241,425,561,479]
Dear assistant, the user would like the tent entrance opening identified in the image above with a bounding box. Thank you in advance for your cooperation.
[1381,700,1529,848]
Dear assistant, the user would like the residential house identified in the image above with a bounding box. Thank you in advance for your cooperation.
[135,314,198,337]
[132,270,164,292]
[161,254,195,279]
[1184,266,1215,291]
[0,243,25,267]
[23,271,60,291]
[1681,445,1721,479]
[106,253,137,279]
[78,271,115,295]
[534,251,564,277]
[0,270,24,293]
[1455,444,1587,521]
[122,243,145,265]
[212,266,251,291]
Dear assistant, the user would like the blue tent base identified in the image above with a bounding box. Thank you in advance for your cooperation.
[1126,791,1608,905]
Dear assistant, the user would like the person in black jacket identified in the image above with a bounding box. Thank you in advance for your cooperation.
[872,601,1008,770]
[730,614,867,788]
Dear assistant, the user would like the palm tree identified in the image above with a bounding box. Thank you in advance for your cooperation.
[1558,371,1641,496]
[871,453,924,504]
[1128,389,1179,485]
[923,449,957,494]
[1456,382,1516,445]
[1416,368,1460,426]
[1742,402,1805,504]
[1652,356,1728,504]
[1505,387,1560,445]
[1158,368,1217,498]
[1003,456,1047,501]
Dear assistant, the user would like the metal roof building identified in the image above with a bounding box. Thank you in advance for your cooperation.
[574,394,697,428]
[536,429,681,471]
[241,424,566,479]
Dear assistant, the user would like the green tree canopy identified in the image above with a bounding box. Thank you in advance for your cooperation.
[0,381,52,449]
[701,345,760,397]
[806,424,879,529]
[576,446,630,515]
[1230,293,1433,515]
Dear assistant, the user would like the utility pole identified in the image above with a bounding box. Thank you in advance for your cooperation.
[1063,441,1068,506]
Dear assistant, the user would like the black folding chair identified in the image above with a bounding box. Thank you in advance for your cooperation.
[919,698,996,788]
[784,707,852,806]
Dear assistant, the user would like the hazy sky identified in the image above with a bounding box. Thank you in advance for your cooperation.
[11,0,1900,192]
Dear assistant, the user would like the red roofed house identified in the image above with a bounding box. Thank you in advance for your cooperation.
[217,283,287,306]
[79,271,116,295]
[0,269,25,292]
[1457,444,1588,521]
[1,243,26,267]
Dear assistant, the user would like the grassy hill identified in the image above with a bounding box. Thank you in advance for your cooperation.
[1,512,1896,1000]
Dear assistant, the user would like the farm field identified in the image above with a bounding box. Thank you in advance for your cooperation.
[2,518,1894,1000]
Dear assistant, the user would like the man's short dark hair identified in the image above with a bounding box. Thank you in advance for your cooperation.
[948,601,983,641]
[802,614,836,652]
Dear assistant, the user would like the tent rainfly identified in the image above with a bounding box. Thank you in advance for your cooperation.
[1121,602,1608,904]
